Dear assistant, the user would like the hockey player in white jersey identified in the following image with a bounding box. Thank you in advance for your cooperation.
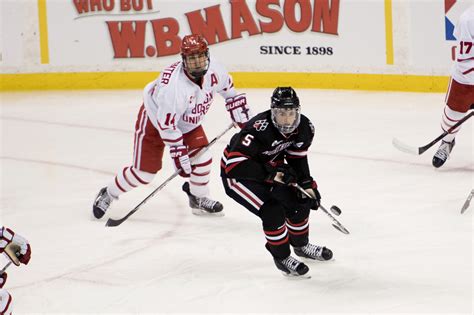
[432,5,474,168]
[0,226,32,315]
[92,34,252,219]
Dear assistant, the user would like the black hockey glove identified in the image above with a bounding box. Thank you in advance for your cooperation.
[264,164,297,186]
[298,179,321,210]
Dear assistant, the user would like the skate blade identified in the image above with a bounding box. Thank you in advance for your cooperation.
[191,208,225,217]
[281,271,311,279]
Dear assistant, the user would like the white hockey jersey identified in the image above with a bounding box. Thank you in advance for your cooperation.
[452,5,474,85]
[143,59,237,146]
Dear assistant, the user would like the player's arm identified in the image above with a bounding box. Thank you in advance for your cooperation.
[153,89,184,146]
[453,11,474,73]
[286,119,315,182]
[285,121,321,209]
[222,132,268,181]
[216,69,253,128]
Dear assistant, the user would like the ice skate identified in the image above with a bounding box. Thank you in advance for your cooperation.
[432,139,455,168]
[294,243,333,261]
[273,255,310,278]
[92,187,115,219]
[182,182,224,216]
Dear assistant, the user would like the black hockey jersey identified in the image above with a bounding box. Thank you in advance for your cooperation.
[221,110,315,183]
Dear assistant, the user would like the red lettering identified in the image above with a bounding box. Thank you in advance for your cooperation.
[107,21,146,58]
[186,5,230,45]
[132,0,143,11]
[230,0,261,39]
[73,0,89,13]
[284,0,312,32]
[103,0,114,11]
[312,0,339,35]
[150,18,181,57]
[210,73,218,86]
[256,0,284,33]
[147,0,153,10]
[121,0,131,11]
[89,0,102,11]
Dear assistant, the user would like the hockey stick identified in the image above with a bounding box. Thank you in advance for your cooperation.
[392,111,474,155]
[461,189,473,214]
[292,184,350,235]
[105,123,235,227]
[0,261,12,274]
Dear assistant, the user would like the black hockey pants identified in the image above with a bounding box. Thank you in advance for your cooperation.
[222,177,311,259]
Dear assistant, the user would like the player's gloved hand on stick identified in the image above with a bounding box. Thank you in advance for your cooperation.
[0,273,7,288]
[11,234,32,265]
[265,164,297,186]
[169,145,192,177]
[298,179,321,210]
[225,94,252,128]
[1,228,32,265]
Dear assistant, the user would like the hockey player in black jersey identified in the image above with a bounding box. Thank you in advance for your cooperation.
[221,87,333,277]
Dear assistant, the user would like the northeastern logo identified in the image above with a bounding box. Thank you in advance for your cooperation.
[253,119,269,131]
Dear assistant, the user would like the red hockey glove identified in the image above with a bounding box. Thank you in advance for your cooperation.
[225,94,252,128]
[1,227,31,265]
[0,273,7,288]
[18,243,31,265]
[169,145,192,177]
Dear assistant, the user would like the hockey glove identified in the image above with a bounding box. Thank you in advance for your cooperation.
[298,179,321,210]
[265,164,297,186]
[225,94,252,128]
[0,273,7,288]
[0,227,31,265]
[170,145,192,177]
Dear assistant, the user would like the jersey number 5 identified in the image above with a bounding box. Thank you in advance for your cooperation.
[241,134,254,146]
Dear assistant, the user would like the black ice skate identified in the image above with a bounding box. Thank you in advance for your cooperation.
[432,139,455,168]
[92,187,114,219]
[182,182,224,216]
[294,243,333,261]
[273,256,310,278]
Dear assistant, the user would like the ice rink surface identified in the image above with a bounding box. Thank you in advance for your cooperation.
[0,88,472,314]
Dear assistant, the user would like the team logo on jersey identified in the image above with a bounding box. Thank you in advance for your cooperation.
[295,142,304,148]
[253,119,269,131]
[271,140,283,146]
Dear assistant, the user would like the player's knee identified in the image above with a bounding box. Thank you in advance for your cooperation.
[191,149,212,173]
[259,199,285,230]
[287,207,310,224]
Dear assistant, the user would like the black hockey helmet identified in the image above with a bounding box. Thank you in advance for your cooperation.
[270,87,301,134]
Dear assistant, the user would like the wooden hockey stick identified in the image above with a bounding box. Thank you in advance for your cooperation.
[106,124,235,227]
[392,111,474,155]
[292,184,350,235]
[461,189,473,214]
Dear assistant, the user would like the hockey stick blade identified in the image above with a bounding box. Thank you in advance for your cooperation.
[291,183,350,235]
[332,224,349,235]
[461,189,474,214]
[392,138,422,155]
[393,111,474,156]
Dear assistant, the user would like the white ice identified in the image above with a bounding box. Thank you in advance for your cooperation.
[0,88,472,314]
